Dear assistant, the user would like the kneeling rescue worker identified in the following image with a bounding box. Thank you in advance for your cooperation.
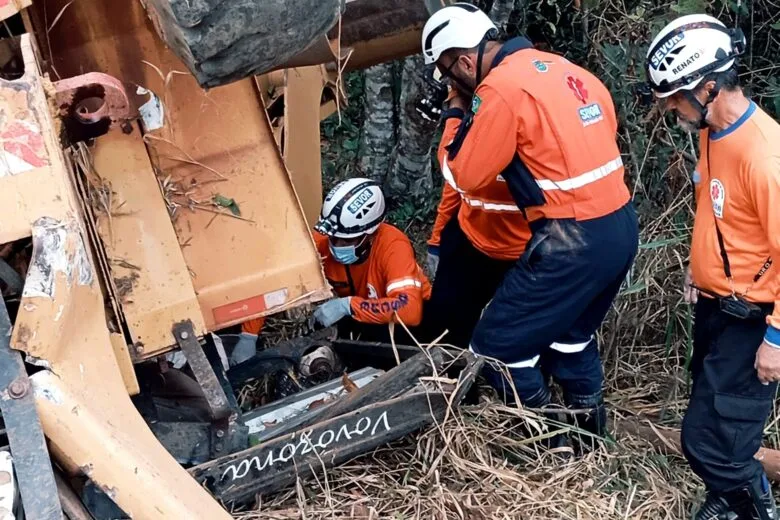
[309,178,432,341]
[421,4,639,440]
[647,14,780,520]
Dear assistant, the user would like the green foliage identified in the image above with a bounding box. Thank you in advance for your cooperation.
[671,0,709,16]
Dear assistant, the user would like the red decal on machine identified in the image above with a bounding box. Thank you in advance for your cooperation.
[212,288,289,325]
[1,120,48,175]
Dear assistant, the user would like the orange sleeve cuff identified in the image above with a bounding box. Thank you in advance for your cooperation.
[350,290,424,326]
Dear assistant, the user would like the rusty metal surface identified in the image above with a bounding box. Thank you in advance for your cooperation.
[34,0,331,332]
[336,0,427,71]
[53,72,133,142]
[88,128,206,357]
[0,294,62,520]
[173,320,231,420]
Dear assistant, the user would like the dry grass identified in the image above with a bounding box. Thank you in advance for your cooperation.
[229,396,699,519]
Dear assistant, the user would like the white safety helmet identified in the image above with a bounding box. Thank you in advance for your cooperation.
[314,178,386,239]
[646,14,745,98]
[421,3,498,65]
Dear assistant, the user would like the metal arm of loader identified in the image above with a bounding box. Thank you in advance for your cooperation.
[0,292,62,519]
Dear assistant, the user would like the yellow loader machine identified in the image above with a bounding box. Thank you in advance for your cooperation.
[0,0,480,518]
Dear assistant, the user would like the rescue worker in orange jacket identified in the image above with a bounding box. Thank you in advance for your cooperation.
[420,4,638,440]
[423,130,532,350]
[238,179,431,348]
[647,15,780,520]
[310,178,432,341]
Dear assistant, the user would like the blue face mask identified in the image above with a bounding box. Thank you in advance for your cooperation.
[330,243,359,265]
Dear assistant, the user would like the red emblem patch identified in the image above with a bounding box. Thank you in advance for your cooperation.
[710,183,721,199]
[566,75,589,104]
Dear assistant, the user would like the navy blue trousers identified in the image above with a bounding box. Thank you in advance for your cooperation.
[470,202,638,409]
[424,215,516,349]
[682,297,776,492]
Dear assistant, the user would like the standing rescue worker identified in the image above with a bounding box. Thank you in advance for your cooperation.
[310,178,432,341]
[423,116,532,349]
[420,4,638,437]
[647,14,780,520]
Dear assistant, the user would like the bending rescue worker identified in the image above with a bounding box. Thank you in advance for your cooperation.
[238,179,431,347]
[647,14,780,520]
[420,3,639,438]
[310,178,432,341]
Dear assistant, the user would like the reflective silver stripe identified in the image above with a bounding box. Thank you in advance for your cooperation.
[536,157,623,192]
[443,158,521,212]
[468,345,540,369]
[549,337,592,353]
[386,278,422,293]
[441,158,465,194]
[506,355,541,368]
[462,197,521,212]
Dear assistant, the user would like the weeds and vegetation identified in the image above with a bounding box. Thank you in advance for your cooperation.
[249,1,780,518]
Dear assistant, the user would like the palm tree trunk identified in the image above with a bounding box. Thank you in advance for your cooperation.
[357,63,397,182]
[386,55,437,205]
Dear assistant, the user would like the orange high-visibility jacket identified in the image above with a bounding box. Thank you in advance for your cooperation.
[440,42,630,231]
[427,175,532,261]
[690,102,780,344]
[243,223,431,333]
[241,317,265,335]
[317,224,432,326]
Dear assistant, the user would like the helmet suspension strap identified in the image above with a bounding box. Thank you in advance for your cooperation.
[683,74,725,129]
[475,38,488,88]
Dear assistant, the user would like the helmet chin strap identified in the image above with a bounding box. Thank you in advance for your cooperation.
[683,75,724,129]
[475,38,488,89]
[354,234,372,264]
[443,38,490,97]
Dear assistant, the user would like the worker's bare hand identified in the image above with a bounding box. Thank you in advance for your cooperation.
[755,341,780,384]
[447,92,467,111]
[683,265,698,304]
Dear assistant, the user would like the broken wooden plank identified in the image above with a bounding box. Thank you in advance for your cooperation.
[312,348,444,425]
[190,390,448,502]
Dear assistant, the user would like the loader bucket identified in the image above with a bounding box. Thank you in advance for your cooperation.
[26,0,332,360]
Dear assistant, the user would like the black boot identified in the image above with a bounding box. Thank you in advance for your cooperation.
[746,473,777,520]
[694,492,738,520]
[516,388,572,454]
[704,474,777,520]
[537,404,574,454]
[564,390,607,452]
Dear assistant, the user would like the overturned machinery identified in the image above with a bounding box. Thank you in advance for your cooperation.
[0,0,469,518]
